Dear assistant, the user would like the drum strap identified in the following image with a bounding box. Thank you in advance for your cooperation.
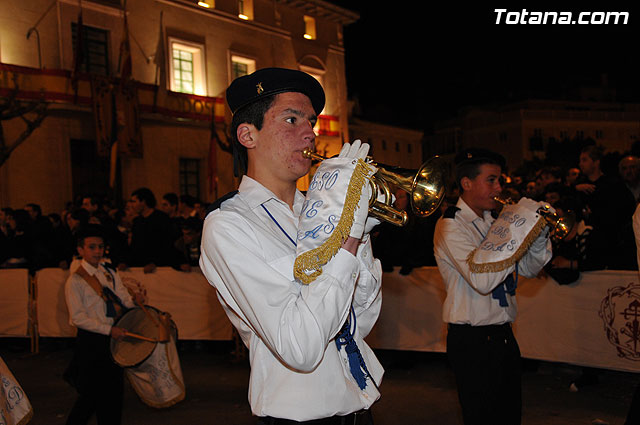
[75,265,126,319]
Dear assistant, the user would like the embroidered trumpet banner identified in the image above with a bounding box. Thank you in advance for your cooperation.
[294,158,376,284]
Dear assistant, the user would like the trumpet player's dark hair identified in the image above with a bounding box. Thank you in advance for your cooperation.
[230,95,277,177]
[454,148,506,193]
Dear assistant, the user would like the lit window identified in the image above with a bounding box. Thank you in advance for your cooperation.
[231,55,256,80]
[238,0,253,20]
[304,16,316,40]
[169,38,206,95]
[173,49,194,93]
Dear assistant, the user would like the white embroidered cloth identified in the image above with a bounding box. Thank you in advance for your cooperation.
[294,157,376,284]
[468,200,547,273]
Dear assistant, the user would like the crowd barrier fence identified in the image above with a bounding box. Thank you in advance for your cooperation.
[2,266,640,373]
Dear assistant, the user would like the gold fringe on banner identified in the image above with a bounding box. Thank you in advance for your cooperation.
[467,215,547,273]
[294,159,373,285]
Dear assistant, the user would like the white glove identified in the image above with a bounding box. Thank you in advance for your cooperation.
[517,197,556,215]
[338,140,376,239]
[338,139,370,160]
[363,187,391,236]
[517,197,553,244]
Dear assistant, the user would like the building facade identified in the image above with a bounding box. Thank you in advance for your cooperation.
[348,117,424,170]
[425,99,640,174]
[0,0,357,214]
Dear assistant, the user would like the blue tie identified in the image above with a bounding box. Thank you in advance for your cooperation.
[492,264,519,307]
[335,307,371,390]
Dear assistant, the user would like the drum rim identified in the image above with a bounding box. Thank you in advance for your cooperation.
[110,305,164,368]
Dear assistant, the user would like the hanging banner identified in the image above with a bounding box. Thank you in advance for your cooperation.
[90,76,114,158]
[115,81,143,158]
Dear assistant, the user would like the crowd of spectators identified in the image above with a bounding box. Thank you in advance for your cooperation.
[2,145,639,278]
[0,188,208,274]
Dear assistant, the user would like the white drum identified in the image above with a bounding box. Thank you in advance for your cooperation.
[111,307,185,408]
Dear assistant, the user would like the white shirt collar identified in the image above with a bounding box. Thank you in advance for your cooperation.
[239,175,305,215]
[81,259,100,276]
[456,196,494,224]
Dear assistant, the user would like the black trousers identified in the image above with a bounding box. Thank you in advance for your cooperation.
[65,329,124,425]
[447,323,522,425]
[625,382,640,425]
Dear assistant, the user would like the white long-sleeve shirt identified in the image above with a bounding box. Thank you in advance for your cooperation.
[434,197,552,326]
[199,176,383,421]
[65,259,135,335]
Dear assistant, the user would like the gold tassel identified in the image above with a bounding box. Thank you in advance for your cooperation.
[467,215,547,273]
[294,159,373,284]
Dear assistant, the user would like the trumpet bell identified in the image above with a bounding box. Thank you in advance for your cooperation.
[411,157,448,217]
[374,156,447,224]
[546,209,576,241]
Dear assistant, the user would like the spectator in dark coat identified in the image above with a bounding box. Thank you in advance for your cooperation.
[619,155,640,204]
[121,187,177,273]
[160,192,183,244]
[48,213,75,269]
[25,203,55,269]
[1,209,31,268]
[576,145,637,270]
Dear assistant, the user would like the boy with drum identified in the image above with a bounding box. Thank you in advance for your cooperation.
[64,224,145,425]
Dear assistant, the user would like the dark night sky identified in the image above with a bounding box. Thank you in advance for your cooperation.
[331,3,640,131]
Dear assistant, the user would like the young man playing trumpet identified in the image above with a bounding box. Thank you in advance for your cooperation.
[199,68,383,424]
[434,148,552,425]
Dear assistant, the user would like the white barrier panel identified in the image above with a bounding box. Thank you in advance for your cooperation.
[515,270,640,373]
[366,268,447,353]
[34,267,233,340]
[0,269,30,337]
[119,268,232,341]
[366,267,640,373]
[35,268,76,337]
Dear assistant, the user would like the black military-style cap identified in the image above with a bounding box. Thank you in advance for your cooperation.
[454,148,506,169]
[226,67,325,115]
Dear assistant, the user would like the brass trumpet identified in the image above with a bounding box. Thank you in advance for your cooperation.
[302,149,447,226]
[494,196,575,240]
